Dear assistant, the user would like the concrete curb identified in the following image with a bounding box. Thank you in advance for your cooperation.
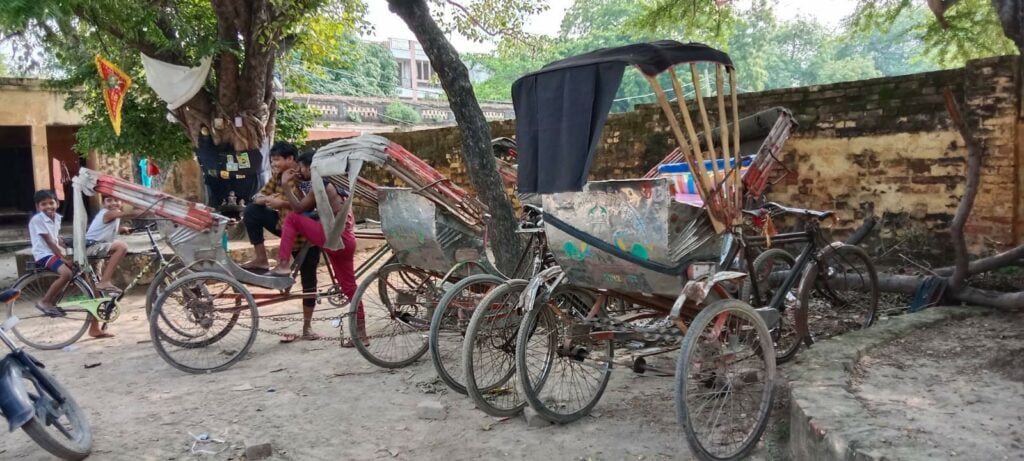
[787,306,992,461]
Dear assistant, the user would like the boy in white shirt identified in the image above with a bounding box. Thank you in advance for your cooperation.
[29,190,75,314]
[84,195,136,293]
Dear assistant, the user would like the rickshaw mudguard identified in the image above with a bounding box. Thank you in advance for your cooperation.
[0,357,34,432]
[669,271,747,319]
[519,266,566,313]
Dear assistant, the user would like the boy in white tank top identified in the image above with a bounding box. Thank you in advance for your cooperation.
[84,195,140,293]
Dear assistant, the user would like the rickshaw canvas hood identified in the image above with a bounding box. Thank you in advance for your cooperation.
[512,41,732,195]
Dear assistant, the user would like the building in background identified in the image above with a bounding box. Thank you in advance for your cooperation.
[386,38,443,100]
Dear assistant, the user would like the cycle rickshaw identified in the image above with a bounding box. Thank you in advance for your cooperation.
[54,168,389,373]
[493,41,877,460]
[308,134,548,397]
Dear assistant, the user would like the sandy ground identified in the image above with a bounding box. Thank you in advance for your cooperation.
[0,247,760,461]
[852,311,1024,460]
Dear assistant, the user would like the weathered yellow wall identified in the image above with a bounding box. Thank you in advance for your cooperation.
[0,79,85,192]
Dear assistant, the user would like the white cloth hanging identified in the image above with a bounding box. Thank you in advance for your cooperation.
[140,54,213,110]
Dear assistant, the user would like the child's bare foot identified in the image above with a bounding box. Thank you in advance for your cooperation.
[88,330,115,339]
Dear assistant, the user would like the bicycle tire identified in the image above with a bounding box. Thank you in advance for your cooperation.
[149,272,258,374]
[515,284,610,424]
[429,273,505,394]
[17,364,93,460]
[464,279,528,417]
[9,271,94,350]
[740,248,802,362]
[676,299,775,461]
[348,265,433,369]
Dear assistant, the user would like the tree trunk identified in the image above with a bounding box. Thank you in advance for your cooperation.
[387,0,524,275]
[991,0,1024,53]
[167,0,278,153]
[941,88,982,291]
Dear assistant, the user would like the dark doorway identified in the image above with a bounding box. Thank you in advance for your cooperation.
[0,126,36,223]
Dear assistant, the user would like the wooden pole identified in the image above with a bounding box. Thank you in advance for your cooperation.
[644,73,724,232]
[667,69,713,186]
[714,65,732,211]
[690,64,720,206]
[730,69,742,216]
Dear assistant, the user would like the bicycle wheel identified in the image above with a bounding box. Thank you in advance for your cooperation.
[676,299,775,461]
[429,273,504,394]
[797,243,879,344]
[14,362,92,460]
[740,248,802,363]
[8,271,93,350]
[149,272,257,374]
[464,279,528,417]
[348,264,437,369]
[515,284,611,424]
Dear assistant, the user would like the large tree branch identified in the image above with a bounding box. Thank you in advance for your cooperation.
[942,88,983,292]
[69,4,183,63]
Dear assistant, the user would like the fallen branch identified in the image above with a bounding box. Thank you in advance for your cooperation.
[934,244,1024,276]
[845,202,877,246]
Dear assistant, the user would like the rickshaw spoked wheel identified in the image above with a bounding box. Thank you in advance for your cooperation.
[462,279,530,417]
[675,299,775,461]
[429,273,505,394]
[347,264,436,369]
[149,272,258,374]
[515,283,612,424]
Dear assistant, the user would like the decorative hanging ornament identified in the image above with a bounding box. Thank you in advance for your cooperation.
[94,55,132,136]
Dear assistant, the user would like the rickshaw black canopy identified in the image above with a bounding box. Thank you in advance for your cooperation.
[512,41,733,194]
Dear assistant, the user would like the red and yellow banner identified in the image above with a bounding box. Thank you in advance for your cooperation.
[94,55,132,136]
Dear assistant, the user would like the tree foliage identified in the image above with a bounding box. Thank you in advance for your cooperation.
[0,0,366,160]
[383,101,422,125]
[849,0,1016,67]
[469,0,943,101]
[285,37,399,97]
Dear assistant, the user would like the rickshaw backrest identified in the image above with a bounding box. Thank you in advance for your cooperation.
[542,177,721,297]
[378,187,485,274]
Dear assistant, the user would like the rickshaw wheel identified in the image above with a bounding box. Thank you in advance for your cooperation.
[740,248,802,363]
[149,272,258,374]
[515,283,611,424]
[676,299,775,461]
[463,279,529,417]
[347,264,436,369]
[429,273,505,394]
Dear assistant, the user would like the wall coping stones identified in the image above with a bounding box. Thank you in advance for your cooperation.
[787,305,993,461]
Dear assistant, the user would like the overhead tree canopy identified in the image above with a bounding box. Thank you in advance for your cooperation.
[0,0,366,161]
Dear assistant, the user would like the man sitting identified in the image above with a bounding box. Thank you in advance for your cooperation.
[240,141,320,339]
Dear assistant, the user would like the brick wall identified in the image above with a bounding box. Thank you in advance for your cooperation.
[356,55,1021,257]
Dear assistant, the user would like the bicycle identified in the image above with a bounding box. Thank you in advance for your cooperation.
[7,221,180,350]
[732,201,879,361]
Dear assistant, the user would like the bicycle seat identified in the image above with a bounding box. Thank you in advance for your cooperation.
[0,289,20,303]
[764,202,834,221]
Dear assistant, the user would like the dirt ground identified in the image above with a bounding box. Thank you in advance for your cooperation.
[852,310,1024,460]
[0,247,783,461]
